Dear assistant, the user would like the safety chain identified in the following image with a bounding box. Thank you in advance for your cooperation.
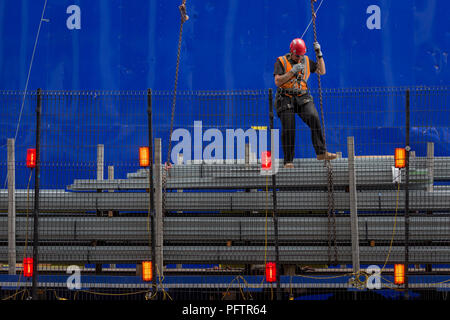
[163,0,189,214]
[310,0,338,265]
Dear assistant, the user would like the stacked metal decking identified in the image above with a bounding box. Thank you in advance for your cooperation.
[1,156,449,213]
[80,156,436,190]
[1,156,449,265]
[1,216,449,243]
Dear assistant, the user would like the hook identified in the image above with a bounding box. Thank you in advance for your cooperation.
[179,3,189,23]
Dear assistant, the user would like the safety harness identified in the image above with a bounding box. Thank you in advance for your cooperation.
[277,54,310,97]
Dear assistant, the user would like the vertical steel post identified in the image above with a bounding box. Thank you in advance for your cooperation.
[154,138,164,286]
[7,138,16,275]
[108,164,116,267]
[347,136,360,275]
[97,144,104,181]
[32,89,42,300]
[426,141,434,273]
[426,142,434,193]
[268,88,281,300]
[108,166,114,193]
[404,89,410,299]
[147,89,157,291]
[95,144,104,273]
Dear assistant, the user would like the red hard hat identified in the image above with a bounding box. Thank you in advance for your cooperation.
[290,38,306,56]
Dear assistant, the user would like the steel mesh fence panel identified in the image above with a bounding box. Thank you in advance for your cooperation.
[0,87,449,301]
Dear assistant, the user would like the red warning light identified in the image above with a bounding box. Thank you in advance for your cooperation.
[23,257,33,277]
[394,264,405,285]
[26,149,36,169]
[261,151,272,170]
[142,261,152,282]
[394,148,406,168]
[265,262,276,282]
[139,147,150,167]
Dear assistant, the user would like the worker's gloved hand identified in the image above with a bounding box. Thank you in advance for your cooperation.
[290,62,304,76]
[314,42,323,58]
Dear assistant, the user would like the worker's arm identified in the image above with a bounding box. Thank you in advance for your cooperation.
[274,63,302,87]
[274,71,295,87]
[314,42,326,75]
[316,56,326,75]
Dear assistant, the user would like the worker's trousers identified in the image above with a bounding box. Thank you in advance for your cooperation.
[277,94,327,164]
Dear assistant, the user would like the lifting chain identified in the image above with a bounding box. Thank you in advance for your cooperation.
[310,0,338,265]
[163,0,189,214]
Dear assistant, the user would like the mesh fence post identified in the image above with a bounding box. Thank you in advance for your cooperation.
[147,89,157,293]
[7,138,16,275]
[426,142,434,273]
[268,88,281,300]
[347,136,360,275]
[426,142,434,193]
[32,88,42,300]
[404,89,410,299]
[95,143,104,274]
[154,138,164,295]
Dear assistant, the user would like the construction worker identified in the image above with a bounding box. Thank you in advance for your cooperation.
[274,38,337,168]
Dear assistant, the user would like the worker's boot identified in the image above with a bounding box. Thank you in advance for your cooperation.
[284,162,294,168]
[317,152,337,161]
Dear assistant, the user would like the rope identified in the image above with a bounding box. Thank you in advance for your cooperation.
[309,0,338,265]
[2,0,48,189]
[300,0,324,39]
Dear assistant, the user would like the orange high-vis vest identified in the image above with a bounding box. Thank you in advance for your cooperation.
[278,54,310,94]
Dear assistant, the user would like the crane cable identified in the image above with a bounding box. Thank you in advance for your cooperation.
[309,0,338,265]
[162,0,189,215]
